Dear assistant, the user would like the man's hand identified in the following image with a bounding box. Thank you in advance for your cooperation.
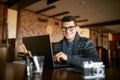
[54,52,67,63]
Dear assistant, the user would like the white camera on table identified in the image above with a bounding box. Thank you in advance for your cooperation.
[81,61,105,79]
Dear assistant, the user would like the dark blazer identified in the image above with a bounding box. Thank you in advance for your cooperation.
[53,32,100,67]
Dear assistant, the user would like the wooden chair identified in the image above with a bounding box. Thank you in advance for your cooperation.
[96,46,111,68]
[0,44,8,80]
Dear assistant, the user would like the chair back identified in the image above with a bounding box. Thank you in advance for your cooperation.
[0,44,8,80]
[96,46,110,68]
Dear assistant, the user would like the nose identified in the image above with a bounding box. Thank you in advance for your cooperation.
[66,29,70,33]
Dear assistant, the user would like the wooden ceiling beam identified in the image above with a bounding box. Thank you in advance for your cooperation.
[36,5,56,13]
[19,0,41,9]
[47,0,59,5]
[76,19,88,23]
[79,19,120,28]
[5,0,20,7]
[49,11,69,17]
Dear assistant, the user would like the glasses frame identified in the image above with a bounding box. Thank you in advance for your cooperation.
[61,26,76,32]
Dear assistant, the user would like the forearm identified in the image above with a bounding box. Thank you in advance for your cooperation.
[67,49,101,67]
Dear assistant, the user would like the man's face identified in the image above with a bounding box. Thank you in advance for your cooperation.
[61,21,77,42]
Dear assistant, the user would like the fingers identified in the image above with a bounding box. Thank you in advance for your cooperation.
[54,52,62,63]
[54,52,67,63]
[56,56,62,63]
[55,52,62,59]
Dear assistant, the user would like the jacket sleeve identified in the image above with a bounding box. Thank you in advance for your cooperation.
[67,40,101,67]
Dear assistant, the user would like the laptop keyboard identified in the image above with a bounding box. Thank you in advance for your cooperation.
[54,62,69,68]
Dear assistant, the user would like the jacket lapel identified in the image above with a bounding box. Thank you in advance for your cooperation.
[73,32,81,54]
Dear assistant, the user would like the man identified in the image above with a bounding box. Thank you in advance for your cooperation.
[53,16,100,67]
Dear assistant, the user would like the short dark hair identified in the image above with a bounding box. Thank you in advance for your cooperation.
[61,16,77,26]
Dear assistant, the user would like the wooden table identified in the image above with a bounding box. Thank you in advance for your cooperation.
[1,62,120,80]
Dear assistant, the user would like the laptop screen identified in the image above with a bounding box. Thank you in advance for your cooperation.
[22,34,54,68]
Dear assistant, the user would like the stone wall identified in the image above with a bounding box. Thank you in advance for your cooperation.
[16,9,63,57]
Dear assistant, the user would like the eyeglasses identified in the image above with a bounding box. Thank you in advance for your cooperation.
[61,26,75,32]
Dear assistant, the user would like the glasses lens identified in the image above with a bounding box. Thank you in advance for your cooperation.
[61,26,75,32]
[61,27,67,32]
[69,26,74,30]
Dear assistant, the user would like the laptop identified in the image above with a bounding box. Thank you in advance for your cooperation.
[22,34,69,69]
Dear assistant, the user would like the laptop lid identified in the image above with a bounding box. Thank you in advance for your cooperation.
[22,34,54,69]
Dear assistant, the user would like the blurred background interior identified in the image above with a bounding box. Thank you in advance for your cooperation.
[0,0,120,68]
